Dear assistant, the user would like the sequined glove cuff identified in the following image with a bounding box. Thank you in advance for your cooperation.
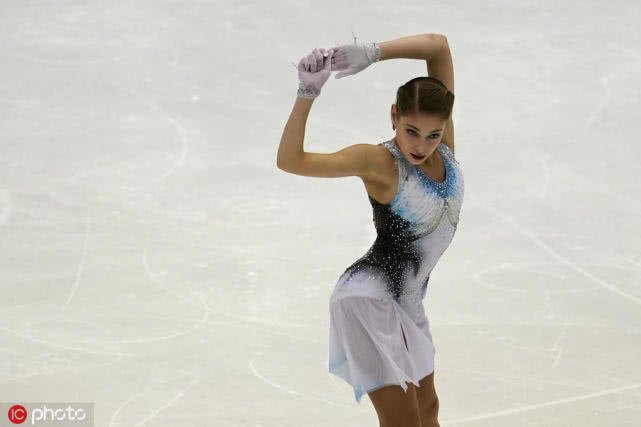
[365,41,382,63]
[297,81,321,99]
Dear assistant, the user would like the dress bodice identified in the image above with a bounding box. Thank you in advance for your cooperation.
[337,137,465,302]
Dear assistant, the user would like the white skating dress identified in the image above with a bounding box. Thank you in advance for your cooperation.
[328,137,464,403]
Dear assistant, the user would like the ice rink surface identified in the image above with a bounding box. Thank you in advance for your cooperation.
[0,0,640,426]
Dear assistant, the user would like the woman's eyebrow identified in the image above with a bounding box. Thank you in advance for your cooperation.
[407,124,443,133]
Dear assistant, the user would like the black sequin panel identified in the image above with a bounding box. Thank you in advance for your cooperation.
[341,199,423,302]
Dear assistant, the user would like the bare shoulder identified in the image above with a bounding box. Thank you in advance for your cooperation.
[366,143,397,186]
[359,143,399,205]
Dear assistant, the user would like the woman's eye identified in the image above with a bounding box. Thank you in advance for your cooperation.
[406,129,439,139]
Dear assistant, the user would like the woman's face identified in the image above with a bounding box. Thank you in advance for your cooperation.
[391,105,447,165]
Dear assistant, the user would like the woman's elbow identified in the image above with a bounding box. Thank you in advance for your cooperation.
[276,157,299,173]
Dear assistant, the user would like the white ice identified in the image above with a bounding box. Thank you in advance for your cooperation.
[0,1,640,426]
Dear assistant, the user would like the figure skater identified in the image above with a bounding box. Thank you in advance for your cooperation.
[277,32,462,427]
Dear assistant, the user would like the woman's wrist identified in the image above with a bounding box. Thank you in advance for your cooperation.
[366,42,382,64]
[297,81,320,99]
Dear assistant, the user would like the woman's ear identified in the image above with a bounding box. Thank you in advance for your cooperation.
[391,104,396,130]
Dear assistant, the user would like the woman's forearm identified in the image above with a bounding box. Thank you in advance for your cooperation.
[379,33,446,62]
[277,96,314,167]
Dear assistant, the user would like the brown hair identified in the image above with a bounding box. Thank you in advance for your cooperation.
[395,76,454,122]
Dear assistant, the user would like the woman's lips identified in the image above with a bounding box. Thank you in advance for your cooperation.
[410,153,425,160]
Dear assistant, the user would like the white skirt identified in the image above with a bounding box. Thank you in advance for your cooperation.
[328,288,436,404]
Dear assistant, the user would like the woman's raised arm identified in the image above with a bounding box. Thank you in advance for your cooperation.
[379,33,455,153]
[378,33,447,63]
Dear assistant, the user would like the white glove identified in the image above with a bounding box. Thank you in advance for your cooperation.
[296,48,335,99]
[327,32,381,79]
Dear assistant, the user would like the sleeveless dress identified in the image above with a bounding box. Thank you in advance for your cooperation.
[328,137,465,403]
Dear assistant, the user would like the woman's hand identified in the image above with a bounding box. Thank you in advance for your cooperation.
[296,48,335,99]
[327,34,381,79]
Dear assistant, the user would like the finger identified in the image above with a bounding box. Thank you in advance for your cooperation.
[326,46,344,62]
[323,50,333,71]
[319,48,334,69]
[318,47,328,61]
[331,58,347,70]
[312,48,323,71]
[321,48,333,68]
[329,50,346,63]
[306,53,316,72]
[311,50,321,72]
[332,54,347,64]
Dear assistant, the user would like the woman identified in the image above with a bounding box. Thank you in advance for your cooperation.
[277,33,462,427]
